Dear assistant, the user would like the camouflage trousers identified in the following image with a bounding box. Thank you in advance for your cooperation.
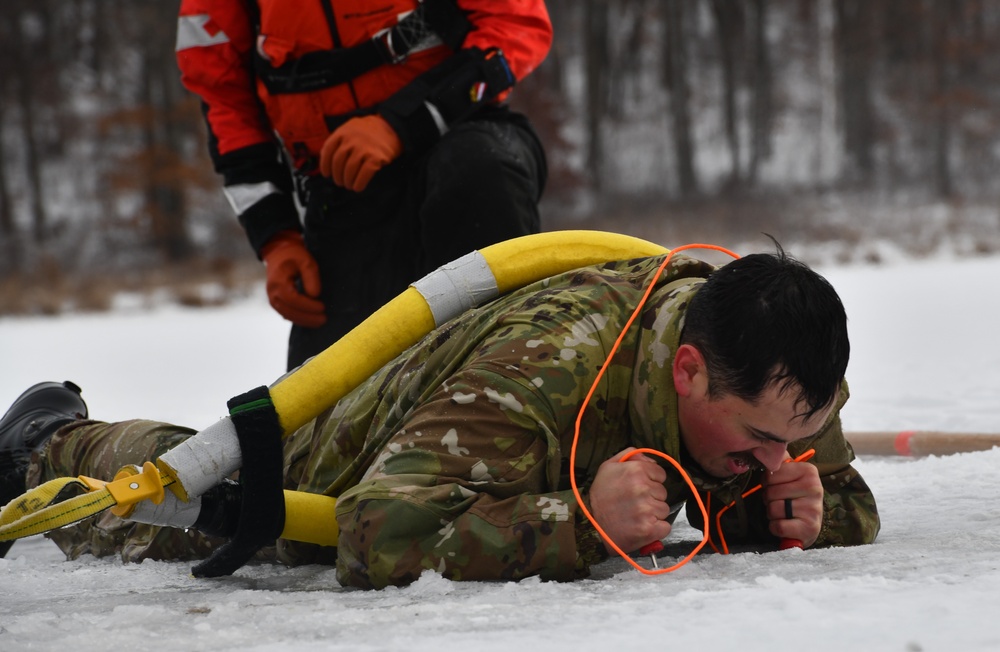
[26,417,344,567]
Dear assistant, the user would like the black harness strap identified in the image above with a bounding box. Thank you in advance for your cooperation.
[255,0,471,95]
[191,386,286,578]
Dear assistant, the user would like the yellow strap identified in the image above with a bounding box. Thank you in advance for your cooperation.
[0,477,117,541]
[0,461,174,543]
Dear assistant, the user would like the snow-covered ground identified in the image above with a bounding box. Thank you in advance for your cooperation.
[1,251,999,651]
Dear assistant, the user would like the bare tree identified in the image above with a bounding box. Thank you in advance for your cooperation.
[663,0,698,197]
[584,0,610,190]
[710,0,747,189]
[747,0,774,185]
[930,0,954,198]
[0,14,18,261]
[835,0,877,184]
[4,3,52,246]
[137,1,194,262]
[0,98,16,275]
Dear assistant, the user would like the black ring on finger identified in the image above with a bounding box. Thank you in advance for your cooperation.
[784,498,794,520]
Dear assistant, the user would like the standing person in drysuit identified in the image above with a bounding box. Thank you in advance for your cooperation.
[176,0,553,369]
[0,247,879,587]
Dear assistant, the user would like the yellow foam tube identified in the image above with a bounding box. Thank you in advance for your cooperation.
[281,490,339,546]
[478,229,668,294]
[270,230,668,547]
[270,287,434,436]
[269,230,668,435]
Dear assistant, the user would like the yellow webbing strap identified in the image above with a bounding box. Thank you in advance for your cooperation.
[0,462,170,544]
[0,477,116,541]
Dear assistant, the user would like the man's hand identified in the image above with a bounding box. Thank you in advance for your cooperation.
[260,231,327,328]
[319,115,403,193]
[764,456,824,548]
[588,448,673,556]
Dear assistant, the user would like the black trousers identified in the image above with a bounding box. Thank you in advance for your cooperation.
[288,109,547,370]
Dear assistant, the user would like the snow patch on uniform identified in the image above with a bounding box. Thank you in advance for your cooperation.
[563,314,610,349]
[469,460,495,483]
[368,440,405,475]
[536,496,570,521]
[436,520,456,548]
[452,391,477,404]
[442,428,470,456]
[485,388,524,412]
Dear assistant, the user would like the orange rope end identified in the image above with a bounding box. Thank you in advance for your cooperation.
[713,449,816,555]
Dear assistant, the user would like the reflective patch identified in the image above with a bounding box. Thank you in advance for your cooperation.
[176,15,231,52]
[223,181,281,215]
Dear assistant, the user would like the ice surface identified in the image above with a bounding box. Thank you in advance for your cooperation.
[2,255,998,651]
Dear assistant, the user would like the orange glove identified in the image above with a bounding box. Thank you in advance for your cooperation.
[260,231,327,328]
[319,115,403,192]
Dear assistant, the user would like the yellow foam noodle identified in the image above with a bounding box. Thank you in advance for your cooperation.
[480,230,669,294]
[270,287,436,435]
[281,490,338,546]
[266,231,669,546]
[269,230,668,437]
[2,231,670,546]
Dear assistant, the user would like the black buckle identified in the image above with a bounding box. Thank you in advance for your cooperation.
[374,27,406,64]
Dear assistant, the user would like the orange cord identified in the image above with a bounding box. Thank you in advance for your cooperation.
[713,449,817,554]
[569,244,740,575]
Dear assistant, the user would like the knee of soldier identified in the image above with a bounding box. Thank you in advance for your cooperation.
[334,491,444,589]
[425,122,541,198]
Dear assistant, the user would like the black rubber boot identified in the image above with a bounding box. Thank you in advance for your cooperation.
[0,381,88,557]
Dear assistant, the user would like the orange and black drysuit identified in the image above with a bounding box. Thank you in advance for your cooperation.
[176,0,553,368]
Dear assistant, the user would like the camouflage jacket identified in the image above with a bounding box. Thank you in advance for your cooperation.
[278,253,880,588]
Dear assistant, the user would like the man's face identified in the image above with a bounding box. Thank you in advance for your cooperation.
[673,344,834,478]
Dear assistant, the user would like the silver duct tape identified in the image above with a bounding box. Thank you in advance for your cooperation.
[411,250,499,326]
[157,417,242,498]
[127,487,202,529]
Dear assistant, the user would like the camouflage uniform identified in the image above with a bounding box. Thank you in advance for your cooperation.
[29,253,879,588]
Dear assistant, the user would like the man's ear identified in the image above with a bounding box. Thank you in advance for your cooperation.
[673,343,707,398]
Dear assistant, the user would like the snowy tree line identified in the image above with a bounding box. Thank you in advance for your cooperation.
[2,0,999,283]
[530,0,1000,208]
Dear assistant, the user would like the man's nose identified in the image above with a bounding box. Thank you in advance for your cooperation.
[752,441,788,472]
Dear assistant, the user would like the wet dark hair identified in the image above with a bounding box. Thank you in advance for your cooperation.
[679,241,849,420]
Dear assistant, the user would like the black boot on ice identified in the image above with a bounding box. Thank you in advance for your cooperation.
[0,381,88,556]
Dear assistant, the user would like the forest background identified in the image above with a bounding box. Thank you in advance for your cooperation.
[2,0,999,315]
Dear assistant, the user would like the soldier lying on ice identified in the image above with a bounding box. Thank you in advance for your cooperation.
[0,246,879,589]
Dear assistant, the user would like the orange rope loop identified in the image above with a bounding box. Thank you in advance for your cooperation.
[569,244,740,575]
